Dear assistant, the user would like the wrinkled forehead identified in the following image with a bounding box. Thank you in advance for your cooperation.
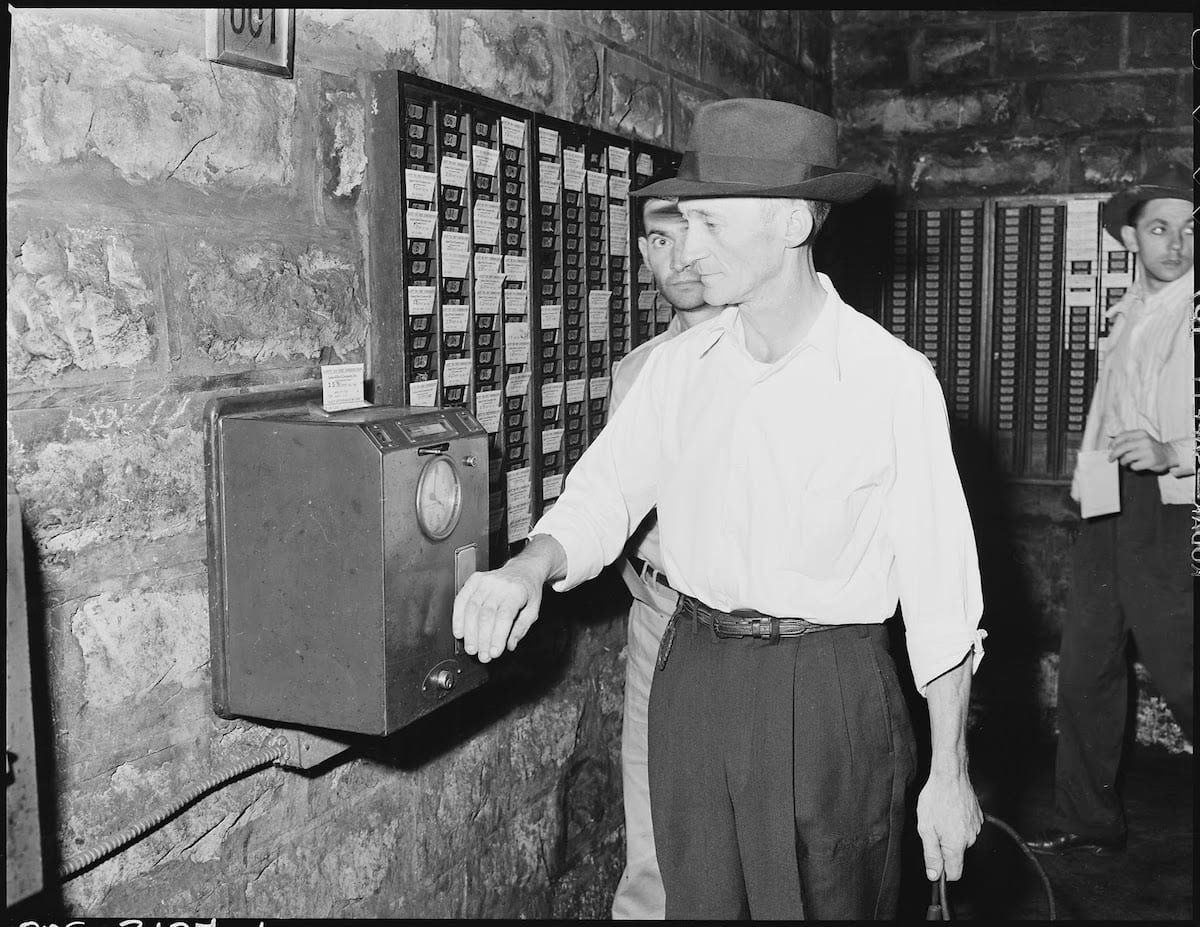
[641,197,687,233]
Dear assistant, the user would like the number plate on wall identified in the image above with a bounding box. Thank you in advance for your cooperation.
[206,8,295,78]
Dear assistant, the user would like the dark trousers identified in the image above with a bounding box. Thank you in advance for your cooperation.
[647,618,917,920]
[1052,471,1194,838]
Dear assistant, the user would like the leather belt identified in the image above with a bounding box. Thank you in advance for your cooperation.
[657,593,839,671]
[629,555,674,591]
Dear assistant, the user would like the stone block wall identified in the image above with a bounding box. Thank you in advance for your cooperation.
[832,10,1192,195]
[831,11,1192,752]
[6,8,831,918]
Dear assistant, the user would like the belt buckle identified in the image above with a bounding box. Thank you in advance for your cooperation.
[722,608,755,640]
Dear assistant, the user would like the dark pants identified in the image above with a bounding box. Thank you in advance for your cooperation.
[1052,471,1194,839]
[647,617,917,920]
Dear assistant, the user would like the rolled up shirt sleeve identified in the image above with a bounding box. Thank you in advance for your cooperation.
[886,353,986,696]
[530,349,666,591]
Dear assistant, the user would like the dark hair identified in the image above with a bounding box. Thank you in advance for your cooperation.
[1126,200,1148,229]
[803,199,833,241]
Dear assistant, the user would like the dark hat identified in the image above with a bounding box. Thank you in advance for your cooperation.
[631,98,879,203]
[1101,162,1194,242]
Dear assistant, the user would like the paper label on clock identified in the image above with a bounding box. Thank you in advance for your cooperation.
[541,428,564,453]
[637,289,658,310]
[409,379,439,407]
[472,145,499,176]
[404,168,436,202]
[406,207,437,239]
[586,169,608,196]
[539,127,560,155]
[541,305,562,329]
[475,390,502,433]
[566,379,587,404]
[636,153,653,177]
[320,363,370,412]
[408,285,436,315]
[609,176,631,201]
[589,376,610,399]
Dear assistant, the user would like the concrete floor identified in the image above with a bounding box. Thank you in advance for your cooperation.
[895,740,1194,921]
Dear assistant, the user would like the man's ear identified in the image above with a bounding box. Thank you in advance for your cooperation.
[1119,224,1139,253]
[782,202,815,249]
[637,235,650,265]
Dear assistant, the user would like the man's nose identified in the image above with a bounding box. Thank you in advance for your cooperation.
[675,228,704,270]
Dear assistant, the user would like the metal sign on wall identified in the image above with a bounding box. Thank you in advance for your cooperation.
[206,8,295,78]
[365,70,679,564]
[880,193,1136,483]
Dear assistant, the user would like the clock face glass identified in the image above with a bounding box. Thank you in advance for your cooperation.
[415,456,462,541]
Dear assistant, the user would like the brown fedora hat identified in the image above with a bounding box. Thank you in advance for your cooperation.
[631,98,879,203]
[1101,161,1194,242]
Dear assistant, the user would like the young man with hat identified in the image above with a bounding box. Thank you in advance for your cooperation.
[1026,163,1195,858]
[609,194,723,919]
[453,98,986,918]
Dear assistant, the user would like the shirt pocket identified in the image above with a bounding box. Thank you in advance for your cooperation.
[788,485,875,578]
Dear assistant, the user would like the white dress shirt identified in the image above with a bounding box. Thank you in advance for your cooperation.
[532,274,985,694]
[610,314,684,577]
[1075,270,1195,505]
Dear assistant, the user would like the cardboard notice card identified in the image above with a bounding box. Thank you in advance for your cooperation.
[475,390,502,433]
[404,168,436,202]
[321,363,371,412]
[1077,450,1121,518]
[472,144,499,176]
[562,149,585,192]
[506,466,532,543]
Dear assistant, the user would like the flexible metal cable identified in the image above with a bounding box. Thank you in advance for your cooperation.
[58,745,287,881]
[927,812,1056,920]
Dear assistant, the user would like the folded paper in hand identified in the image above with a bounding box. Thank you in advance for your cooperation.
[1076,450,1120,518]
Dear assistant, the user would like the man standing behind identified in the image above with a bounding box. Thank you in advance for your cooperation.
[610,196,722,920]
[453,98,985,919]
[1027,163,1194,857]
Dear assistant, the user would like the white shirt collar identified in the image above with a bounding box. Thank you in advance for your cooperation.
[692,273,846,382]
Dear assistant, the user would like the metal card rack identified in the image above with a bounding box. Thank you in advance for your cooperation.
[366,71,679,563]
[881,193,1135,484]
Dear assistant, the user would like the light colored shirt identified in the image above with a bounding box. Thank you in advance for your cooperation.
[610,314,684,578]
[1076,270,1195,505]
[531,274,985,695]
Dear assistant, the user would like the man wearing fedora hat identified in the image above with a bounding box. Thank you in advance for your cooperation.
[1027,163,1195,858]
[453,98,986,918]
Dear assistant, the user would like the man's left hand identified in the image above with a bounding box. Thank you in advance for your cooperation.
[916,768,982,882]
[1108,429,1176,473]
